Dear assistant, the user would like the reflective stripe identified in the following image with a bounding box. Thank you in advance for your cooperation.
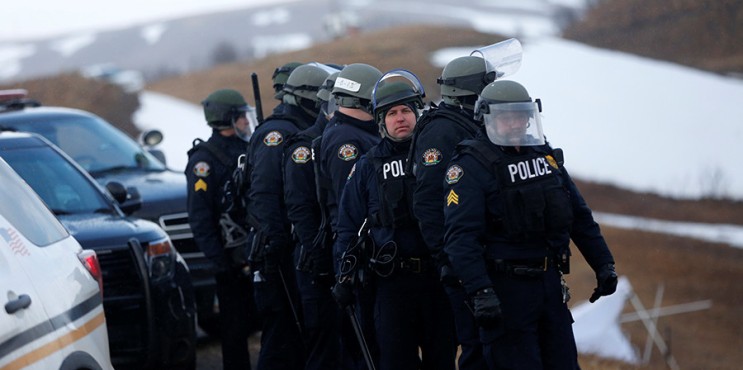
[1,312,105,370]
[0,293,103,364]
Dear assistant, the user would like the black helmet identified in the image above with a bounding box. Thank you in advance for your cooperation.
[272,61,302,100]
[475,80,544,147]
[371,69,425,141]
[331,63,382,113]
[201,89,258,141]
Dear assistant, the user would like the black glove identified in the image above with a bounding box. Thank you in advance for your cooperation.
[589,263,618,303]
[262,242,284,275]
[331,281,355,309]
[472,287,502,328]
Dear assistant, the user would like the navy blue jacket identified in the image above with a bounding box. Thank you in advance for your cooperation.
[185,131,248,270]
[411,103,480,256]
[443,131,615,295]
[336,139,427,264]
[247,104,313,252]
[283,114,329,251]
[318,111,380,233]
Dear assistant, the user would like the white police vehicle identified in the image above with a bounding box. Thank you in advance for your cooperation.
[0,157,114,370]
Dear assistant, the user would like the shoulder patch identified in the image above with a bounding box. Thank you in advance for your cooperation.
[193,161,210,177]
[338,143,358,161]
[545,155,559,170]
[422,148,442,166]
[347,163,357,180]
[292,146,311,164]
[445,164,464,184]
[194,178,208,192]
[446,189,459,206]
[263,131,283,146]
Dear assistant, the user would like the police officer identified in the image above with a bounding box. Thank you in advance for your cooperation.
[185,88,259,370]
[282,64,340,370]
[247,62,331,370]
[271,61,303,114]
[410,55,494,370]
[335,71,457,370]
[443,80,618,369]
[318,62,382,369]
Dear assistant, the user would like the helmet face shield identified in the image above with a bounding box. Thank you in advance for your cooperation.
[471,38,523,79]
[371,69,425,114]
[234,105,259,142]
[483,102,544,146]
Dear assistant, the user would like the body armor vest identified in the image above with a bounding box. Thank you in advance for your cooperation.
[369,148,417,228]
[459,139,574,239]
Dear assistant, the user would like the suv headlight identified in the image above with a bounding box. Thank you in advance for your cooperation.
[145,236,176,281]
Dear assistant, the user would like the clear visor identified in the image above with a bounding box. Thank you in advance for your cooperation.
[322,99,338,119]
[483,102,545,147]
[371,69,426,111]
[307,62,342,75]
[470,38,523,78]
[234,105,259,142]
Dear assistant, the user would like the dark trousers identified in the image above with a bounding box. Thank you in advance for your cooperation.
[295,267,340,370]
[374,271,457,370]
[480,266,579,370]
[338,283,379,370]
[443,283,488,370]
[215,270,254,370]
[254,262,305,370]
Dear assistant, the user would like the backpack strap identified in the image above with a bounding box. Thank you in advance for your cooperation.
[188,138,233,168]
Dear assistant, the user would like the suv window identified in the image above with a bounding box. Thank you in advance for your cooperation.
[7,114,166,174]
[0,160,68,246]
[1,145,111,214]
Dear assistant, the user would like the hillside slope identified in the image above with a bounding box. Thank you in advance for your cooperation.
[3,19,742,369]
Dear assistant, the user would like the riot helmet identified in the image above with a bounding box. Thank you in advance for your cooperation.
[371,69,425,142]
[201,89,258,142]
[331,63,382,114]
[475,80,544,147]
[283,63,335,118]
[272,61,302,100]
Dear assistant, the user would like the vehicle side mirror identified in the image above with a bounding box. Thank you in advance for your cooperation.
[140,130,163,146]
[106,181,142,215]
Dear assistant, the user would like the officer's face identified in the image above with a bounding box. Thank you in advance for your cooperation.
[494,111,529,144]
[384,104,416,140]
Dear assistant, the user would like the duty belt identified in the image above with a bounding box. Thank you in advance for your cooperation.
[396,257,434,273]
[487,257,556,278]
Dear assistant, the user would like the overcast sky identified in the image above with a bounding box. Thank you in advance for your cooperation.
[0,0,296,42]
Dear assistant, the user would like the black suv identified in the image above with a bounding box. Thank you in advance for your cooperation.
[0,92,219,335]
[0,131,197,369]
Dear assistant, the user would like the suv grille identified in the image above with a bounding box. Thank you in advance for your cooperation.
[159,212,201,255]
[95,240,152,366]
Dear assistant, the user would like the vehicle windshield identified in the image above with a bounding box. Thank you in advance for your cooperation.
[7,114,167,173]
[0,159,69,246]
[0,145,113,215]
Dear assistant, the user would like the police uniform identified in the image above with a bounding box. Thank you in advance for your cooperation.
[443,132,615,369]
[337,138,457,370]
[318,110,381,369]
[185,131,254,370]
[318,111,381,245]
[247,103,312,370]
[283,113,340,370]
[411,102,487,370]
